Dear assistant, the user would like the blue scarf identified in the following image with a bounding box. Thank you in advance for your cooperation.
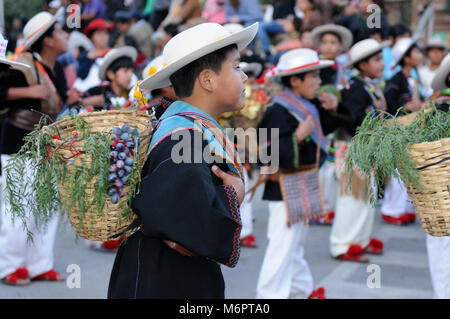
[273,89,328,155]
[147,100,243,177]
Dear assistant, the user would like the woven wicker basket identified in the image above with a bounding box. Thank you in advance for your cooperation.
[406,137,450,236]
[44,110,153,241]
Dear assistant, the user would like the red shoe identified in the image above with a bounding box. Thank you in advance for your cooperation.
[32,269,64,282]
[1,267,30,286]
[101,237,125,251]
[240,234,257,248]
[381,213,409,225]
[364,238,384,254]
[336,244,369,263]
[309,287,327,299]
[405,212,416,223]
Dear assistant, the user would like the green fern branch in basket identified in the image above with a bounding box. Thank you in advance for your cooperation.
[4,113,147,241]
[345,105,450,205]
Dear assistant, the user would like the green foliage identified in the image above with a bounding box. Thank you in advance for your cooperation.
[4,0,43,35]
[345,107,450,205]
[4,113,146,241]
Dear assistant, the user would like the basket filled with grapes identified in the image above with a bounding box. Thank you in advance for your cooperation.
[4,109,154,241]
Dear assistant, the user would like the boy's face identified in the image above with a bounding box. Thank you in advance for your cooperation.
[108,67,133,91]
[92,30,109,49]
[292,70,321,100]
[212,48,248,111]
[427,47,445,65]
[405,47,423,68]
[46,24,68,55]
[319,33,343,60]
[360,52,385,79]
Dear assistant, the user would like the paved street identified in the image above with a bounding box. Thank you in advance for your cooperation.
[0,181,434,299]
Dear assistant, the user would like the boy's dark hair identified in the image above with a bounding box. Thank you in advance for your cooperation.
[389,23,411,41]
[106,57,135,81]
[399,44,418,67]
[30,24,55,53]
[169,44,238,98]
[354,50,382,72]
[320,31,343,44]
[280,72,307,88]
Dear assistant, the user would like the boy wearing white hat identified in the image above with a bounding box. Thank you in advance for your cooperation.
[255,48,342,299]
[425,53,450,299]
[80,46,138,111]
[108,22,258,298]
[418,37,448,99]
[0,9,72,285]
[329,38,390,263]
[310,24,354,225]
[381,38,424,226]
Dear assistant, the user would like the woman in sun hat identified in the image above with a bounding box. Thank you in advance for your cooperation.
[254,48,344,299]
[418,37,449,99]
[108,21,259,298]
[329,38,390,263]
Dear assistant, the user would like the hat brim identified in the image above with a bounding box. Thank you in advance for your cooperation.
[272,60,335,78]
[311,24,353,50]
[431,59,450,92]
[0,57,31,69]
[242,63,263,77]
[23,8,64,52]
[345,40,391,69]
[99,47,137,81]
[140,22,259,91]
[391,37,419,69]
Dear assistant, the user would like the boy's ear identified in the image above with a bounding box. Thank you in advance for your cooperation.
[197,68,216,93]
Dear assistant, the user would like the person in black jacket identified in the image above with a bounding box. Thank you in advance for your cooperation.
[255,48,340,299]
[384,37,424,115]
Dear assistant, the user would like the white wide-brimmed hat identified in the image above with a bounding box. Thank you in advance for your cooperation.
[391,37,419,69]
[311,24,353,50]
[431,53,450,92]
[345,38,391,69]
[139,22,258,91]
[98,46,137,81]
[22,8,64,52]
[0,35,30,68]
[240,61,262,77]
[423,36,448,52]
[67,31,94,53]
[271,48,334,78]
[142,56,164,80]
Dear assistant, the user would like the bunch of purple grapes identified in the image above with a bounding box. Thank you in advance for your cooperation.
[107,123,136,204]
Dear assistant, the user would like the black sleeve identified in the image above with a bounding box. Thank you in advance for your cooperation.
[257,104,301,169]
[0,69,39,111]
[131,129,242,268]
[341,82,373,128]
[384,75,410,115]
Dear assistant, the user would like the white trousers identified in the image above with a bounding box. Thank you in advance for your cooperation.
[381,175,415,217]
[319,160,338,213]
[0,154,59,279]
[426,234,450,299]
[329,194,375,258]
[240,169,253,238]
[256,201,313,299]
